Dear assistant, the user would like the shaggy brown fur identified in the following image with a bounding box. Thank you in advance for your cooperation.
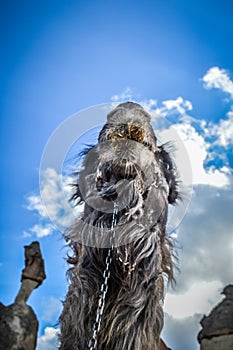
[59,102,179,350]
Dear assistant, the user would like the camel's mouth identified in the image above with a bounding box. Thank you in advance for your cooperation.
[96,160,140,186]
[93,156,146,209]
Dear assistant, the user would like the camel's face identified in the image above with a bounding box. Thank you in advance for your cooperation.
[77,102,178,220]
[92,103,158,203]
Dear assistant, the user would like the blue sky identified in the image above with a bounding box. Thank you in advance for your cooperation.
[1,1,233,349]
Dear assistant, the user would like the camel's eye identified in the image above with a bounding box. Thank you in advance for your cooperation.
[164,161,170,170]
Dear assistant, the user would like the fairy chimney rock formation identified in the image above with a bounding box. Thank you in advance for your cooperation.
[0,241,46,350]
[198,284,233,350]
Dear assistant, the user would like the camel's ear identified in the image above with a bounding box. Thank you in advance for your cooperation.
[157,145,179,204]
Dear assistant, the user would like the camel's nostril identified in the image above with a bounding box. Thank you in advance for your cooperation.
[128,124,145,142]
[107,123,146,143]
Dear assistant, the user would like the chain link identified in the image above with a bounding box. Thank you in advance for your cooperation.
[88,204,118,350]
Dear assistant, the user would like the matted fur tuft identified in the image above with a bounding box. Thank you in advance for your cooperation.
[59,102,179,350]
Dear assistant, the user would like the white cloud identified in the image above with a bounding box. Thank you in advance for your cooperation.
[162,96,193,114]
[211,107,233,147]
[111,87,136,102]
[162,313,202,350]
[158,120,230,188]
[147,96,193,120]
[37,327,59,350]
[26,194,48,218]
[173,122,230,187]
[39,168,71,222]
[164,280,223,319]
[23,222,54,239]
[202,66,233,99]
[200,67,233,147]
[25,168,82,237]
[42,296,62,322]
[174,184,233,294]
[29,223,54,238]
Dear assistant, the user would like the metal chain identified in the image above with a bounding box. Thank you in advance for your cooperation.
[88,204,118,350]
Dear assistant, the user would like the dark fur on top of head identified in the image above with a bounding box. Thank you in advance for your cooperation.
[59,102,179,350]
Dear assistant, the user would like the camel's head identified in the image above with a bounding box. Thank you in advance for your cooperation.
[75,102,179,220]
